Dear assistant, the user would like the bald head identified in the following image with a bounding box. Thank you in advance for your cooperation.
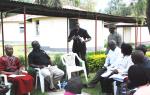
[131,50,145,64]
[108,24,116,33]
[108,40,117,51]
[5,45,13,56]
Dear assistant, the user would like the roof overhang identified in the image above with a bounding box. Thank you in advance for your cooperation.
[0,0,140,23]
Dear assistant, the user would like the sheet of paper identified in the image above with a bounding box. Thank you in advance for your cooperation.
[8,74,25,78]
[101,70,112,77]
[109,74,127,82]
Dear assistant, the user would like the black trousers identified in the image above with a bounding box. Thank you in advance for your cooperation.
[89,68,107,85]
[89,68,113,93]
[100,77,113,93]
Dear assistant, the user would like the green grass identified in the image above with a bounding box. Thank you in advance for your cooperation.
[30,73,101,95]
[81,73,102,95]
[31,89,48,95]
[0,45,101,95]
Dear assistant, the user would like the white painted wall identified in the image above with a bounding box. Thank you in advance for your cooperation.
[2,15,150,52]
[33,17,68,48]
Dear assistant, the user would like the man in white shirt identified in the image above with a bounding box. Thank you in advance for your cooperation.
[108,43,133,75]
[101,43,133,95]
[104,41,122,67]
[87,40,122,89]
[108,43,133,95]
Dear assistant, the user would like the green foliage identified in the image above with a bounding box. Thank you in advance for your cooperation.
[52,54,67,81]
[104,0,147,20]
[145,44,150,49]
[82,73,101,95]
[131,0,146,16]
[48,0,62,8]
[31,89,47,95]
[52,54,65,72]
[104,0,131,16]
[61,0,96,12]
[80,0,96,12]
[87,52,106,72]
[18,55,25,65]
[34,0,62,8]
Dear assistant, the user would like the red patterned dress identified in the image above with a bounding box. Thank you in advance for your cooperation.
[0,56,34,95]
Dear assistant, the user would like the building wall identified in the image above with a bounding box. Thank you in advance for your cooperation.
[2,16,150,52]
[32,17,68,48]
[118,26,150,45]
[0,16,105,52]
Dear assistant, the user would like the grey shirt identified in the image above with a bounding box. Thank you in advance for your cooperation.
[108,32,122,47]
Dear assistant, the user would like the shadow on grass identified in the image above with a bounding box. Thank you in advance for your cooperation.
[31,73,102,95]
[81,73,102,95]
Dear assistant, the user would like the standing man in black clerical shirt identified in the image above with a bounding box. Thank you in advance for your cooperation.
[68,22,91,76]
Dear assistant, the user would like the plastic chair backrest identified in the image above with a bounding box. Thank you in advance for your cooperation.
[62,53,76,66]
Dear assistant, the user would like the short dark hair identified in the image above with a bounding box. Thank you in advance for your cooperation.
[135,44,147,55]
[64,77,83,94]
[128,65,148,87]
[131,50,145,64]
[121,43,133,55]
[31,40,40,49]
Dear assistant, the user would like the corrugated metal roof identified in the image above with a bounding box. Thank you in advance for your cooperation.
[0,0,139,23]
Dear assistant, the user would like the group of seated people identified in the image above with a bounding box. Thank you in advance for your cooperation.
[86,40,150,95]
[1,39,150,95]
[0,41,64,95]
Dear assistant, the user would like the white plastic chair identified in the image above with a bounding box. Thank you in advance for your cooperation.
[35,68,61,93]
[61,52,88,82]
[0,74,12,95]
[0,73,31,95]
[35,68,45,93]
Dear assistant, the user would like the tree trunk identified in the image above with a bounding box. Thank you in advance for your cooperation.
[146,0,150,34]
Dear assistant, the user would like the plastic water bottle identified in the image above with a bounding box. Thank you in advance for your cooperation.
[121,83,127,95]
[60,81,67,89]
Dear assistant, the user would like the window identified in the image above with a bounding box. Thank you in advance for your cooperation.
[35,20,39,35]
[19,23,24,33]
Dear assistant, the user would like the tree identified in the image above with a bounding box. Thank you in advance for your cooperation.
[12,0,33,3]
[80,0,96,12]
[48,0,62,8]
[130,0,146,24]
[61,0,80,7]
[146,0,150,33]
[104,0,131,16]
[61,0,96,12]
[34,0,62,8]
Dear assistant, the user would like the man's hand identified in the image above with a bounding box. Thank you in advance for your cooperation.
[78,36,85,43]
[112,69,118,74]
